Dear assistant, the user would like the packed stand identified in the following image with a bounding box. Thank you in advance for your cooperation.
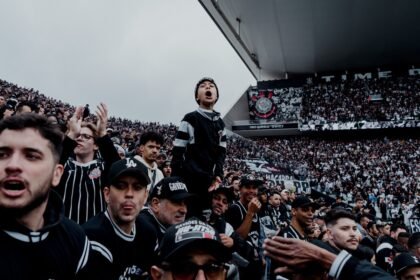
[300,76,420,129]
[0,77,419,280]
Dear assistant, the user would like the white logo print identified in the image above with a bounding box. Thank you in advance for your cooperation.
[125,158,137,168]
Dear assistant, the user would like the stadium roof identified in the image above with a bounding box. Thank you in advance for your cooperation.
[199,0,420,80]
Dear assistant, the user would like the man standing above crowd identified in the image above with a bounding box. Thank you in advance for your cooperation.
[134,131,164,191]
[171,77,227,217]
[82,158,156,279]
[0,114,91,279]
[57,104,120,224]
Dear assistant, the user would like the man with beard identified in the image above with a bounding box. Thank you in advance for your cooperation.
[82,158,156,279]
[57,104,120,224]
[225,175,263,280]
[0,113,92,279]
[324,209,359,253]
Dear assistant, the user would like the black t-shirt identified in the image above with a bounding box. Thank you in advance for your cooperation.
[225,201,261,261]
[83,210,157,279]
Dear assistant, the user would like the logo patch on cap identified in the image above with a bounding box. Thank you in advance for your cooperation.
[125,158,138,168]
[174,220,216,244]
[169,182,187,192]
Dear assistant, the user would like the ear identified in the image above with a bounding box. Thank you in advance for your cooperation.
[51,164,64,187]
[291,208,297,217]
[138,145,145,155]
[103,186,110,204]
[150,197,160,213]
[150,265,164,280]
[325,228,332,240]
[143,190,149,204]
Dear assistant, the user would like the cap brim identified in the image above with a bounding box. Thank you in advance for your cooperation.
[169,192,196,202]
[111,168,150,186]
[241,179,263,187]
[164,239,231,263]
[212,188,235,202]
[396,263,420,275]
[292,202,320,210]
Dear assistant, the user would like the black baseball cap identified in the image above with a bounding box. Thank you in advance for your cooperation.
[108,158,150,187]
[291,195,319,209]
[211,185,235,203]
[392,253,420,276]
[149,177,194,201]
[240,174,263,188]
[156,218,231,262]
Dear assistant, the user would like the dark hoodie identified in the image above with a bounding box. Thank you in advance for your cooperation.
[0,191,90,280]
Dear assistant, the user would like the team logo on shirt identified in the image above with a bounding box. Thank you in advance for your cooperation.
[88,167,102,179]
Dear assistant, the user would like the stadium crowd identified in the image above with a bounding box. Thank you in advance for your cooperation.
[0,77,419,280]
[248,75,419,131]
[300,76,419,124]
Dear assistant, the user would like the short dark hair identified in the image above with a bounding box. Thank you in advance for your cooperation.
[139,131,164,146]
[15,101,35,113]
[397,232,410,239]
[355,197,364,202]
[0,113,63,162]
[408,232,420,250]
[390,223,407,233]
[231,176,240,182]
[356,213,371,223]
[324,209,355,227]
[366,221,376,230]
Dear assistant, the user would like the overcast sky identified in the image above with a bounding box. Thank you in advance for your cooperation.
[0,0,255,124]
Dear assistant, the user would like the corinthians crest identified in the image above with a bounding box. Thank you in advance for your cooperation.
[250,90,276,119]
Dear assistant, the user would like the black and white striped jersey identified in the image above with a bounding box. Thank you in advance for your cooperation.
[57,136,119,224]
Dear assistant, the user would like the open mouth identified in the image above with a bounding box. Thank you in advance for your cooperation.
[3,181,25,191]
[205,91,212,97]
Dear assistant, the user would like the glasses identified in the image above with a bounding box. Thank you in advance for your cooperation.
[77,133,94,140]
[160,261,227,280]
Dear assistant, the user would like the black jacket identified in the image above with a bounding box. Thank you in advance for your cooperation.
[0,191,90,280]
[171,109,226,187]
